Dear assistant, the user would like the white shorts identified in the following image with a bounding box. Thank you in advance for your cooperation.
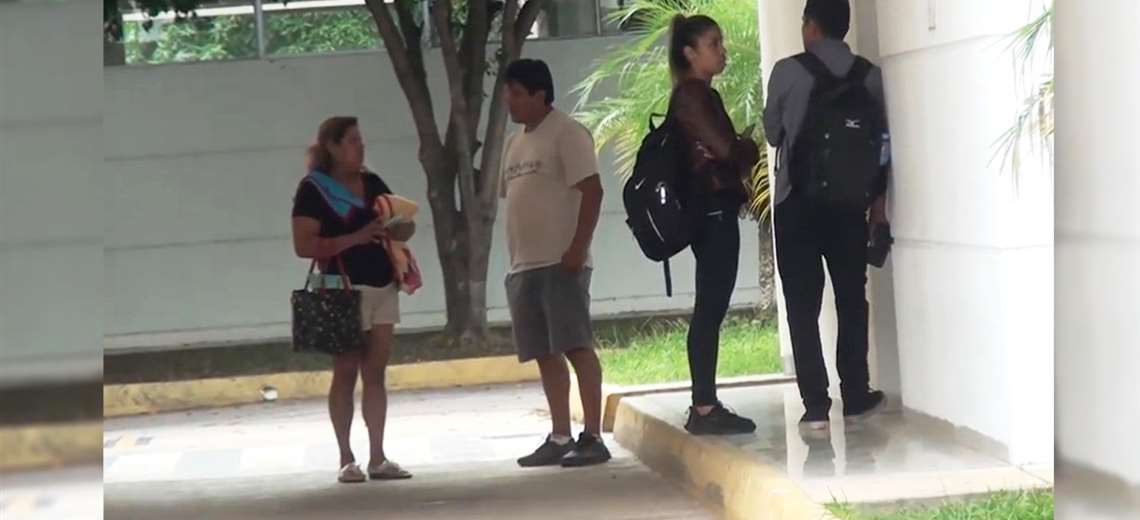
[359,284,400,330]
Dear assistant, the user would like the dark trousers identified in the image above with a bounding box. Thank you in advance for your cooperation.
[774,194,871,412]
[687,207,740,407]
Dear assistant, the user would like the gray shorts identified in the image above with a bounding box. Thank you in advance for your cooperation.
[505,265,594,363]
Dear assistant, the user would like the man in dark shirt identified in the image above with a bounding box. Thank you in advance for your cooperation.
[762,0,889,431]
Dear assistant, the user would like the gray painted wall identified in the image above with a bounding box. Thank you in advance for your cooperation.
[102,36,763,351]
[0,0,103,386]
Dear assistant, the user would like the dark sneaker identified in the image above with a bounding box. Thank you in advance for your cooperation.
[517,435,575,467]
[844,390,887,420]
[799,407,831,431]
[684,403,757,435]
[561,433,612,467]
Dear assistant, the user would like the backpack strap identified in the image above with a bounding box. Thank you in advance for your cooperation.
[847,56,873,84]
[846,56,886,121]
[795,52,873,84]
[796,52,873,106]
[793,52,836,92]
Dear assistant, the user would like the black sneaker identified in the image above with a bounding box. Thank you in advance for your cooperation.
[844,390,887,419]
[684,403,757,435]
[561,433,612,467]
[799,407,831,431]
[517,435,575,467]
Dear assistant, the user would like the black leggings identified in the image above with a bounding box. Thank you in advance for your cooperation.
[687,208,740,407]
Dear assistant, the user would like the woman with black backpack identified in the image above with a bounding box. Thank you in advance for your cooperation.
[667,14,762,435]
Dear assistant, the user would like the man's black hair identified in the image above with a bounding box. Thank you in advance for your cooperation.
[505,59,555,105]
[804,0,851,40]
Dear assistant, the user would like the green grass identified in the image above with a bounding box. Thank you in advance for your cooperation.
[827,490,1055,520]
[596,317,782,386]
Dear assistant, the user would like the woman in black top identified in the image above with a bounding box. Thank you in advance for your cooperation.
[291,116,415,482]
[668,15,761,436]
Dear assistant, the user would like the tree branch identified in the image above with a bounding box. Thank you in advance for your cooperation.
[364,0,443,158]
[432,0,464,95]
[479,0,548,207]
[432,0,479,221]
[502,0,521,59]
[479,73,509,209]
[512,0,546,57]
[461,1,491,141]
[461,1,490,69]
[393,0,426,77]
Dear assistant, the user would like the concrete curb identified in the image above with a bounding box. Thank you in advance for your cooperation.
[571,375,797,433]
[104,355,538,417]
[0,421,102,472]
[613,397,839,520]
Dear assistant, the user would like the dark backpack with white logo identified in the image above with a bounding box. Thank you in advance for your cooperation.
[623,113,692,297]
[791,53,885,210]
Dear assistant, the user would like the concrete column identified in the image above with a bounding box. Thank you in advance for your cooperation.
[758,0,901,408]
[875,0,1053,464]
[1055,0,1140,517]
[0,0,103,387]
[849,0,903,412]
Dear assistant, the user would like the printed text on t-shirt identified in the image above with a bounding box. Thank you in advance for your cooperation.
[505,160,543,182]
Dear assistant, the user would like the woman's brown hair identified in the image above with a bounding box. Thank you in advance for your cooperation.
[668,14,721,83]
[306,116,359,173]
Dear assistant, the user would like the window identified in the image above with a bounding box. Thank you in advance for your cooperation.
[480,0,599,43]
[531,0,600,39]
[263,1,382,57]
[104,0,612,67]
[599,0,654,35]
[599,0,626,35]
[107,0,258,66]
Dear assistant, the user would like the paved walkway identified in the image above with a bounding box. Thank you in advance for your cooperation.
[98,383,715,519]
[624,384,1053,506]
[0,466,102,520]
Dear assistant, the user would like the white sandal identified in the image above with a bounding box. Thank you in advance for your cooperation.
[368,460,412,480]
[338,463,367,483]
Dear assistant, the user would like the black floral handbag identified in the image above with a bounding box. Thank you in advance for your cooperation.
[291,257,363,354]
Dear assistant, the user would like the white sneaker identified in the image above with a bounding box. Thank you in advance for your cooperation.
[800,419,830,432]
[338,463,366,483]
[368,460,412,480]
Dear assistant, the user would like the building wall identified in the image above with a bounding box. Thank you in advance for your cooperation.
[1055,0,1140,517]
[102,36,764,350]
[876,0,1053,464]
[852,0,904,412]
[0,0,103,386]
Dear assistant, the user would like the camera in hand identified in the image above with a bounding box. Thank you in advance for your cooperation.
[867,222,893,268]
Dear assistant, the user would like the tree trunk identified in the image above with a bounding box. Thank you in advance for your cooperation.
[424,155,496,345]
[757,216,777,322]
[368,0,548,347]
[104,42,126,66]
[431,220,494,344]
[104,11,126,66]
[461,218,495,341]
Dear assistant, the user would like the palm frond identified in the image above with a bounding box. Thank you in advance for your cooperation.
[1008,3,1053,67]
[994,1,1053,179]
[993,77,1054,179]
[747,149,772,224]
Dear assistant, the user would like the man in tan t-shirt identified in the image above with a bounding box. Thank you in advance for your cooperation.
[499,59,609,468]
